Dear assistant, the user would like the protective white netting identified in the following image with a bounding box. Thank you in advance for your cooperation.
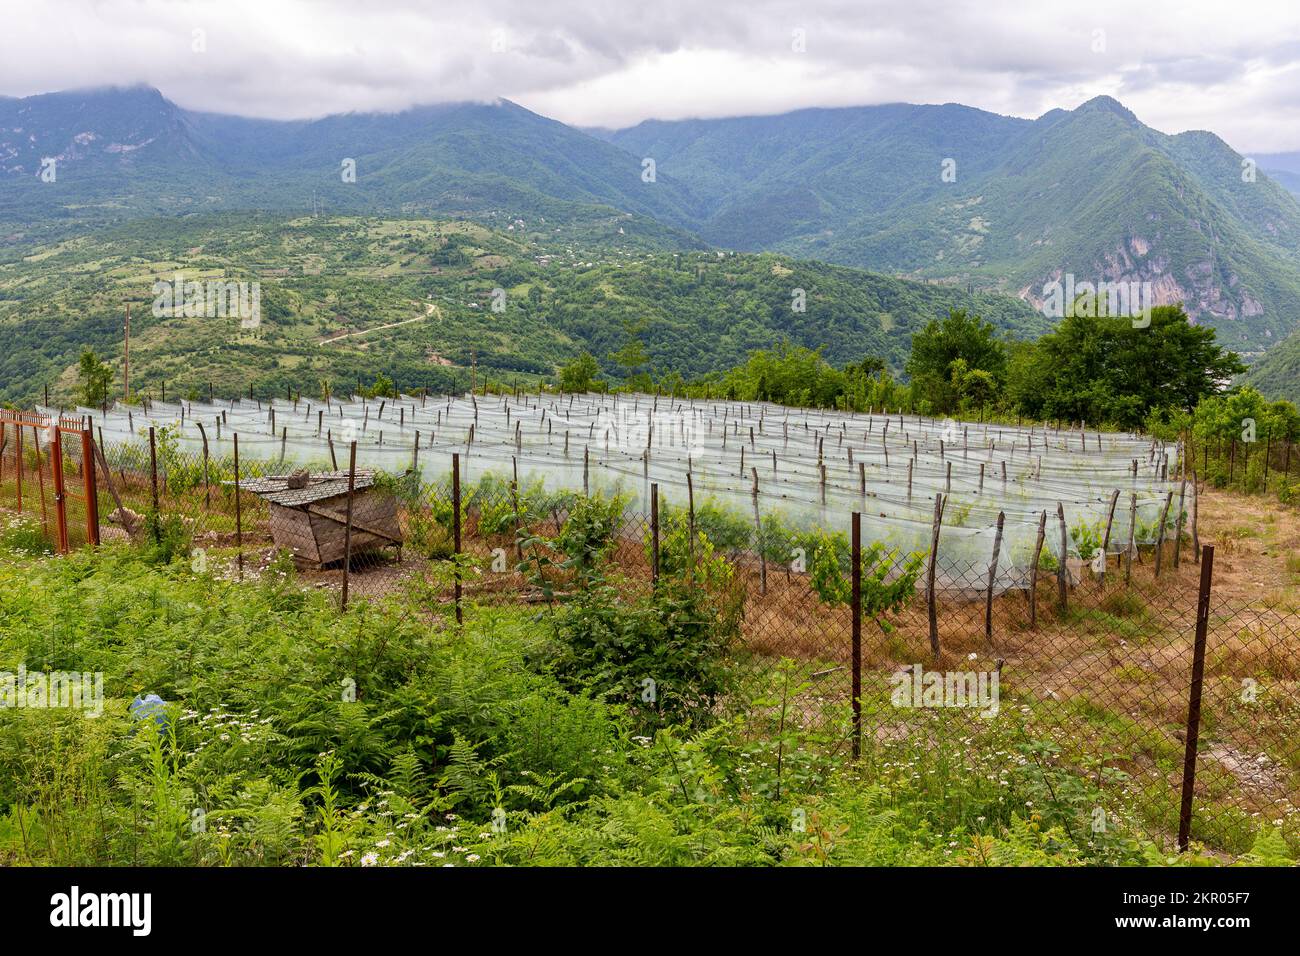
[58,391,1185,592]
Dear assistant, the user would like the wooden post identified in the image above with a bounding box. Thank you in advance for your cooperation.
[1056,502,1068,613]
[651,482,660,586]
[1029,510,1046,630]
[341,442,357,611]
[1125,493,1137,587]
[984,511,1004,647]
[196,421,211,510]
[1191,472,1200,563]
[851,511,862,759]
[1178,545,1214,852]
[1173,479,1187,569]
[926,493,945,660]
[1101,489,1120,554]
[1154,490,1173,577]
[686,471,696,555]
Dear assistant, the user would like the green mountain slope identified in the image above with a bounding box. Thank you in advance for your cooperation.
[606,97,1300,356]
[0,87,703,243]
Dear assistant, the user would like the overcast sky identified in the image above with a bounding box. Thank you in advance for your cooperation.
[3,0,1299,151]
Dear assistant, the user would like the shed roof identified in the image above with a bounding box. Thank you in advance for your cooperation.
[236,471,376,507]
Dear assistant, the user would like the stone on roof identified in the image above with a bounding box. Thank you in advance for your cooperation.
[236,471,376,507]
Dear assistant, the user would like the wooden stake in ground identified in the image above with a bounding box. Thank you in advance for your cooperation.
[1097,488,1120,585]
[926,492,945,660]
[686,471,696,559]
[1191,471,1200,563]
[1173,479,1187,569]
[1154,490,1173,577]
[1029,510,1047,630]
[984,511,1005,649]
[1056,502,1068,613]
[1125,493,1137,587]
[195,421,212,510]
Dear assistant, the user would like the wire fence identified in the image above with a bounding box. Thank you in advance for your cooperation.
[3,422,1298,859]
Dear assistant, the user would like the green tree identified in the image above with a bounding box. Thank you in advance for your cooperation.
[559,352,603,393]
[77,348,114,407]
[1012,306,1244,428]
[905,309,1007,414]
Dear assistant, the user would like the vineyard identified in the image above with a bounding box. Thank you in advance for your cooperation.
[0,394,1296,865]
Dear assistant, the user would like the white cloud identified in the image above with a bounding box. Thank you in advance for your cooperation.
[2,0,1298,149]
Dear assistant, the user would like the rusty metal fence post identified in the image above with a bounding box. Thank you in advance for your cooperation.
[1178,544,1215,852]
[452,451,462,625]
[851,511,862,759]
[50,425,69,553]
[650,482,660,585]
[233,433,243,580]
[81,428,100,545]
[341,441,357,611]
[148,426,160,518]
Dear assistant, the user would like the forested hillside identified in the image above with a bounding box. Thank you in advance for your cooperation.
[0,214,1047,405]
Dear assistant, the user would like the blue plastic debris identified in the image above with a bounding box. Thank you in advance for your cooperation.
[130,694,170,733]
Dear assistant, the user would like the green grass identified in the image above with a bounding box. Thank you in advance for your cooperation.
[0,538,1290,866]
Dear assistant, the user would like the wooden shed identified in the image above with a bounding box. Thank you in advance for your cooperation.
[239,472,402,569]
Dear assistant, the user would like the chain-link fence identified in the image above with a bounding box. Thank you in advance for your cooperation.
[4,418,1298,859]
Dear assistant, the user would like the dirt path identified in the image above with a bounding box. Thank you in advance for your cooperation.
[320,301,441,345]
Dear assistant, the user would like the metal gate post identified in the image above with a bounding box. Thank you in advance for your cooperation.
[81,428,100,545]
[50,425,69,553]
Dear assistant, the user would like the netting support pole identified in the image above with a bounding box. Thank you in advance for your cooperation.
[1173,479,1187,569]
[851,511,862,759]
[1055,502,1068,613]
[926,492,944,661]
[686,472,696,558]
[1191,472,1200,563]
[1125,493,1137,588]
[651,482,660,586]
[1178,545,1214,852]
[1154,490,1173,577]
[1100,488,1120,586]
[196,421,211,511]
[984,511,1004,649]
[1029,510,1046,630]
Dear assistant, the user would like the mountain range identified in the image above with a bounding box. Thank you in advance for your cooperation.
[2,84,1299,395]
